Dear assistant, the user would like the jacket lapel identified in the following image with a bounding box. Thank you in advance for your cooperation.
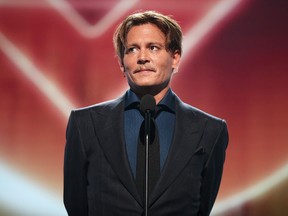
[150,97,207,204]
[89,96,142,206]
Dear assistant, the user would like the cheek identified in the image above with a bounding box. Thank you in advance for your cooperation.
[159,62,174,77]
[123,56,136,69]
[157,56,173,68]
[122,63,132,74]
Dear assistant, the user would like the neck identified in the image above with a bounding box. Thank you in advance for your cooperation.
[132,85,170,104]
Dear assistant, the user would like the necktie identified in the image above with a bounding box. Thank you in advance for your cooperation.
[136,115,160,202]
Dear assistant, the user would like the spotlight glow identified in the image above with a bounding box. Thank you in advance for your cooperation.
[0,160,66,216]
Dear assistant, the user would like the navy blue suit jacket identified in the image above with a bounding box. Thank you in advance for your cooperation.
[64,93,228,216]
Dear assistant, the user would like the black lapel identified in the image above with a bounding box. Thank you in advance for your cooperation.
[89,96,142,205]
[150,96,207,204]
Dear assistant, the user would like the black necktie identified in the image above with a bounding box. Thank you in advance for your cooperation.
[136,115,160,201]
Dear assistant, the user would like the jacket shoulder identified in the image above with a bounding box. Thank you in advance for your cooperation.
[177,96,225,123]
[176,97,228,141]
[65,96,124,139]
[71,96,124,117]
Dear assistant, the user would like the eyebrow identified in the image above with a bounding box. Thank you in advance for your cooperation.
[126,42,165,47]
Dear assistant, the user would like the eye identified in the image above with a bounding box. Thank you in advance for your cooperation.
[150,45,159,51]
[125,47,138,54]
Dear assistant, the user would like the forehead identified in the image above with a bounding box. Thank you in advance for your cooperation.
[126,23,166,44]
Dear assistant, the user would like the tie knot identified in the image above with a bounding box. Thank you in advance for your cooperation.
[141,104,167,118]
[126,102,168,118]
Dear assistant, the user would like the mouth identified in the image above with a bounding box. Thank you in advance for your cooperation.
[134,67,156,74]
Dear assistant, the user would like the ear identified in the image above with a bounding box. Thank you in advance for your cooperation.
[172,50,181,73]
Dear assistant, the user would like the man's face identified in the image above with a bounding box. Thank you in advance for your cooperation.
[121,23,180,95]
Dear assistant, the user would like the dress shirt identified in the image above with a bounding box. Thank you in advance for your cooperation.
[124,89,176,178]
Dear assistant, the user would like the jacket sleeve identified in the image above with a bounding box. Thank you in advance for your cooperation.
[199,120,229,216]
[63,111,88,216]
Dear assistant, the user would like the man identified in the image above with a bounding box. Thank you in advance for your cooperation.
[64,11,228,216]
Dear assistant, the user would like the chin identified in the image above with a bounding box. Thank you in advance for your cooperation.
[132,81,156,87]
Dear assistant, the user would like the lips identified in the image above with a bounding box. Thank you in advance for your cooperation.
[134,67,156,73]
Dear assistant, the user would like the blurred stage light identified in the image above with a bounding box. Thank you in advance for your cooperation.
[0,160,66,216]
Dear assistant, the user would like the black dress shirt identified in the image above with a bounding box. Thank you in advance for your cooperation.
[124,89,176,178]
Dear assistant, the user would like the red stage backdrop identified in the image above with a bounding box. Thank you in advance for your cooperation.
[0,0,288,215]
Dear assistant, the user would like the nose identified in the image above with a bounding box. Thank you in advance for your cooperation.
[137,58,149,65]
[137,49,149,65]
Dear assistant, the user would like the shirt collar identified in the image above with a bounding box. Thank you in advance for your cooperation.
[158,89,175,113]
[125,89,140,106]
[125,88,175,113]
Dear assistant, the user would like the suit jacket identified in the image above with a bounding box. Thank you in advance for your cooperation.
[64,92,228,216]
